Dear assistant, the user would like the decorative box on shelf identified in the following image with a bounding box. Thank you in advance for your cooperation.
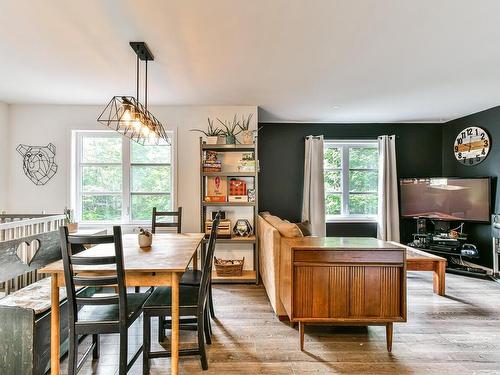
[228,195,248,203]
[229,179,247,196]
[205,219,232,238]
[206,176,227,201]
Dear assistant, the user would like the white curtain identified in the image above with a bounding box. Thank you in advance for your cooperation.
[377,135,400,242]
[302,135,326,236]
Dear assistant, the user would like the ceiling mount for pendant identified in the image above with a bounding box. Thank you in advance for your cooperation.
[129,42,154,61]
[97,42,169,146]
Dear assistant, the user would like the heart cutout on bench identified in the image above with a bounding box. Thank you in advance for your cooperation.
[15,239,41,266]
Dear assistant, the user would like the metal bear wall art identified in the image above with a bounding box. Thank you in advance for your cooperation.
[17,143,58,185]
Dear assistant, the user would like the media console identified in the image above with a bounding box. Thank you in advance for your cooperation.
[407,219,488,277]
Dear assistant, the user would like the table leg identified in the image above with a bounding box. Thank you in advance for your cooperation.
[171,272,180,375]
[192,246,198,270]
[51,274,60,375]
[433,260,446,296]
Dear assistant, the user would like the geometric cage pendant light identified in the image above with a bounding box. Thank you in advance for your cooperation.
[97,42,170,146]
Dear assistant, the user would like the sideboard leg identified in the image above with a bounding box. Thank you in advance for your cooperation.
[299,322,305,351]
[386,323,393,352]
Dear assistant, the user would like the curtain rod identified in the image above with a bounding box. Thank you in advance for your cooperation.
[304,136,399,140]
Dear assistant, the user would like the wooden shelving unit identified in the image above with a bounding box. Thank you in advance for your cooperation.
[202,235,256,244]
[202,172,257,177]
[199,138,259,284]
[212,270,257,282]
[202,202,255,207]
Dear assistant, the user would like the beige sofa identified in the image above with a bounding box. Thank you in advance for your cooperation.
[257,214,289,317]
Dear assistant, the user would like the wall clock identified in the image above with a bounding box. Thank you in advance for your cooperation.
[454,126,490,166]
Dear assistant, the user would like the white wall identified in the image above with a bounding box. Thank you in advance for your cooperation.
[6,104,257,235]
[0,103,8,211]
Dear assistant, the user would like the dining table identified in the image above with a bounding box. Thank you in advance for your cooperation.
[39,232,205,375]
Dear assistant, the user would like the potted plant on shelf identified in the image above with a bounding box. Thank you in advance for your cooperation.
[217,115,241,145]
[138,227,153,248]
[64,207,78,233]
[190,118,222,144]
[238,113,255,144]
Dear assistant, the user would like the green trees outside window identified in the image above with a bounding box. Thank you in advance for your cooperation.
[324,142,378,220]
[77,133,172,222]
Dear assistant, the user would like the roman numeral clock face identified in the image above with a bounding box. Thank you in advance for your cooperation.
[454,126,490,166]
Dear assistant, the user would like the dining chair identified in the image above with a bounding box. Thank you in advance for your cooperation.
[142,213,221,373]
[150,206,216,322]
[59,225,150,375]
[151,206,182,234]
[135,207,183,294]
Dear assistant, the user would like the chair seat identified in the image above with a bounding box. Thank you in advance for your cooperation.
[180,269,202,286]
[144,285,198,309]
[78,292,149,322]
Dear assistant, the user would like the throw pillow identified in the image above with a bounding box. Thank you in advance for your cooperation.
[295,220,313,236]
[264,214,303,238]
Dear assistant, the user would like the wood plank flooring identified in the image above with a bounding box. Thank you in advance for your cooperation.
[62,272,500,374]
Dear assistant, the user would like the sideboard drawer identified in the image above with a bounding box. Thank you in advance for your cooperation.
[294,250,404,264]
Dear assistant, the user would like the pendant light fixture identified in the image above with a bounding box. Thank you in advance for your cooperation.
[98,42,169,145]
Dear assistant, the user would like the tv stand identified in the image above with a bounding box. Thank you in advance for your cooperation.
[408,219,491,279]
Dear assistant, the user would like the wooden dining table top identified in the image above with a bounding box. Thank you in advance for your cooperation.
[40,233,205,274]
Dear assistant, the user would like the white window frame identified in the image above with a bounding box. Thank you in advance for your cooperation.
[324,139,379,223]
[73,130,175,225]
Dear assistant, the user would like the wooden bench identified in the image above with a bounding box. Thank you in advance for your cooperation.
[389,242,447,296]
[0,228,103,375]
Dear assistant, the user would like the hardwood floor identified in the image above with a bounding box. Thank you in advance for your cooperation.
[62,272,500,374]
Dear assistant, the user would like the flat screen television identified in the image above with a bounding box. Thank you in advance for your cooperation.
[399,177,491,222]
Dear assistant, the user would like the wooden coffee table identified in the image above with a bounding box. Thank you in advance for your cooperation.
[390,242,447,296]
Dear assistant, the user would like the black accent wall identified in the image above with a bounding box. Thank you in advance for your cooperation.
[442,106,500,268]
[258,122,443,243]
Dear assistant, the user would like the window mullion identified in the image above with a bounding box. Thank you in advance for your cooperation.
[122,139,131,222]
[342,145,349,216]
[76,132,83,222]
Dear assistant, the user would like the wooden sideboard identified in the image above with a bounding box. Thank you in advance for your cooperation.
[280,237,406,352]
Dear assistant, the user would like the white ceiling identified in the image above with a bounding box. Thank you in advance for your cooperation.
[1,0,500,123]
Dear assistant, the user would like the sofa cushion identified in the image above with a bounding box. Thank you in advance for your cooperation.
[295,220,313,236]
[0,277,83,315]
[263,214,303,238]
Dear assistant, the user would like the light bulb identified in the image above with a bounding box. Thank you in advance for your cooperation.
[122,108,132,122]
[133,119,142,131]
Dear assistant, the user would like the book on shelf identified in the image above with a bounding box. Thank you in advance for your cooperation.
[203,150,219,163]
[203,162,222,172]
[237,153,256,172]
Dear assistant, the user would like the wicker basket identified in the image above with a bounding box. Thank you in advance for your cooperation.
[214,257,245,277]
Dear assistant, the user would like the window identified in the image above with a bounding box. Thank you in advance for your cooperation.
[74,131,173,223]
[324,140,379,221]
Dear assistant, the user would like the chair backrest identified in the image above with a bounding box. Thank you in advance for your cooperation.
[59,226,127,327]
[197,211,221,310]
[151,207,182,234]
